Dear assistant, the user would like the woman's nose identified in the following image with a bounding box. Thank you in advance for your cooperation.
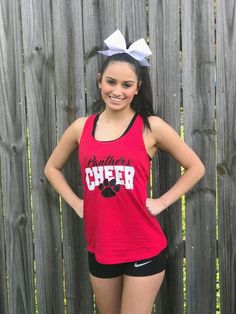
[112,85,123,96]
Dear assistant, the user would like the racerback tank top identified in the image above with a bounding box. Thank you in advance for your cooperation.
[78,113,167,264]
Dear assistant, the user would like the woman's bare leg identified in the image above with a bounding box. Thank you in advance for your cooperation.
[121,271,165,314]
[89,274,123,314]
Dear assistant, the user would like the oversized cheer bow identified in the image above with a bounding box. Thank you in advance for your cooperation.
[98,29,152,66]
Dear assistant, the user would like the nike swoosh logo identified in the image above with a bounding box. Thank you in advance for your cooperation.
[134,260,152,268]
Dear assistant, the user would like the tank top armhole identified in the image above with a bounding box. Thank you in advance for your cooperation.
[79,115,96,144]
[139,116,152,161]
[148,154,152,161]
[92,114,100,137]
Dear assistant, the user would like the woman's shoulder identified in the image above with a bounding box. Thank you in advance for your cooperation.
[147,115,169,131]
[147,115,180,147]
[73,116,89,127]
[61,116,89,143]
[71,115,97,142]
[72,114,98,129]
[68,116,87,132]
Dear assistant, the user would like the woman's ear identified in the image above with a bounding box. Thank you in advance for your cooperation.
[138,81,142,89]
[135,81,142,95]
[97,73,102,88]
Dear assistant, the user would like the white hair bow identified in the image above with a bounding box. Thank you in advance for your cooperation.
[98,30,152,66]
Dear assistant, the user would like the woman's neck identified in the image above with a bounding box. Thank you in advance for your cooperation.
[100,108,135,123]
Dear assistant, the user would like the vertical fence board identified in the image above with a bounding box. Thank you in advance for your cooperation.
[83,0,101,114]
[0,0,35,313]
[52,0,93,313]
[0,4,9,309]
[97,0,117,40]
[21,0,64,313]
[115,0,147,39]
[149,1,183,313]
[216,1,236,313]
[0,164,8,314]
[182,0,216,313]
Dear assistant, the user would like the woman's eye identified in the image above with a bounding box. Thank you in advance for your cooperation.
[123,84,132,88]
[107,80,115,85]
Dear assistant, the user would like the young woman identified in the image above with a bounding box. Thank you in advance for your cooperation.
[44,30,205,314]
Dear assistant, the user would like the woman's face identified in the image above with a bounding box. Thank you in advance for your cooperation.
[98,61,139,112]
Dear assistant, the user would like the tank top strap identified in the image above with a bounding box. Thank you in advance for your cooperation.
[127,114,144,140]
[82,114,97,134]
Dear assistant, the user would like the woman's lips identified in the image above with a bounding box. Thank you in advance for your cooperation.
[109,96,125,103]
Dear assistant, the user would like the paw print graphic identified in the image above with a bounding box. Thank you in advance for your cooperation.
[99,179,120,197]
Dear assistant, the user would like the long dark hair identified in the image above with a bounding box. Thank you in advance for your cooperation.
[94,53,154,130]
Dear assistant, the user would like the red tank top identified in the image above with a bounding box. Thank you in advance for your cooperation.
[78,113,167,264]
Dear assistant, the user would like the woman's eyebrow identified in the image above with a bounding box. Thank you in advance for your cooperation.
[105,76,135,83]
[105,76,116,80]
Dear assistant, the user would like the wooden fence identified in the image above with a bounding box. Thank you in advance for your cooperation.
[0,0,235,313]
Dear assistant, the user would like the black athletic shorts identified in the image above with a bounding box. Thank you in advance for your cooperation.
[88,247,168,278]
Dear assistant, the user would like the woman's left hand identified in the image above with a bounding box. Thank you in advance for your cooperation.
[145,198,166,216]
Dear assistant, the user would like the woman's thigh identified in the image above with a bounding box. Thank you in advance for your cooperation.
[89,273,123,314]
[121,270,165,314]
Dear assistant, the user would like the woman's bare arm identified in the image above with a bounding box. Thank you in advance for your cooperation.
[146,116,205,216]
[44,117,87,218]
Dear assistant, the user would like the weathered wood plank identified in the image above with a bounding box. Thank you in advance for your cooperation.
[216,1,236,313]
[149,1,183,313]
[51,0,93,313]
[20,0,64,313]
[115,0,147,40]
[0,166,8,314]
[83,0,101,114]
[97,0,116,40]
[0,0,35,313]
[182,0,216,313]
